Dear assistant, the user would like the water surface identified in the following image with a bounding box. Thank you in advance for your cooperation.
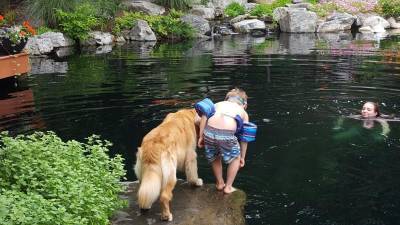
[1,32,400,225]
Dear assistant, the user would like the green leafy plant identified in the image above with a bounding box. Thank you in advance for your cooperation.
[378,0,400,17]
[250,4,275,17]
[0,131,126,225]
[114,10,194,41]
[250,0,292,17]
[56,4,99,40]
[35,26,55,35]
[156,0,194,10]
[224,2,246,18]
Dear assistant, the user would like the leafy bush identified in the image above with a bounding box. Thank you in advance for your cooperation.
[250,0,291,17]
[36,26,54,35]
[378,0,400,17]
[309,2,344,18]
[156,0,194,10]
[0,131,126,225]
[224,2,246,18]
[56,4,99,40]
[114,10,195,40]
[24,0,79,28]
[250,4,275,17]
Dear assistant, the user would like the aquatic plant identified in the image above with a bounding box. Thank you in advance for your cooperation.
[0,131,126,225]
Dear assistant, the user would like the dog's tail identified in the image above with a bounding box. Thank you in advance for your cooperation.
[137,163,162,209]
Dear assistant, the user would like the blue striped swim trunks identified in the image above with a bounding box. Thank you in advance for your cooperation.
[204,125,241,164]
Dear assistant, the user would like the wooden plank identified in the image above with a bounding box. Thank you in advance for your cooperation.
[0,52,31,79]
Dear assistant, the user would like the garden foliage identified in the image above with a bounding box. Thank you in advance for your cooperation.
[0,131,126,225]
[114,10,195,41]
[224,2,246,18]
[55,4,99,41]
[378,0,400,18]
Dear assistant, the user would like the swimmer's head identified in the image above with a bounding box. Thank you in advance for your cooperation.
[361,102,380,118]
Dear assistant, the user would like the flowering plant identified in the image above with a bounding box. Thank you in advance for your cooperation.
[319,0,378,14]
[0,16,36,45]
[0,15,36,55]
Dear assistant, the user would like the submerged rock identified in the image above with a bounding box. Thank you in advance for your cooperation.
[112,181,246,225]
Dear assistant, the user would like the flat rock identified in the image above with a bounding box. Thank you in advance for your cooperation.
[112,181,246,225]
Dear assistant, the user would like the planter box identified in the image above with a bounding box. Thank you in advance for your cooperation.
[0,52,31,80]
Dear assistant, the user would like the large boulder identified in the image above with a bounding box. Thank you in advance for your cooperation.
[39,32,75,48]
[387,17,400,29]
[190,5,215,20]
[80,31,114,46]
[232,19,266,33]
[25,37,54,55]
[111,181,247,225]
[26,32,75,55]
[181,14,211,35]
[124,19,157,41]
[358,15,390,33]
[317,12,356,33]
[275,8,317,33]
[122,0,165,15]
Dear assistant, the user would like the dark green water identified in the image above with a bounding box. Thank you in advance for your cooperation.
[1,33,400,225]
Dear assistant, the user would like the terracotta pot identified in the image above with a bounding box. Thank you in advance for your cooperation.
[0,37,28,56]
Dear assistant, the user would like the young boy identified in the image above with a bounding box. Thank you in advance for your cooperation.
[197,88,249,194]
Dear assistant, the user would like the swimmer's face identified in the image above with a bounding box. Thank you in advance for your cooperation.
[361,102,377,118]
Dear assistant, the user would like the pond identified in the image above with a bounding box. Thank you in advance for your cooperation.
[1,31,400,225]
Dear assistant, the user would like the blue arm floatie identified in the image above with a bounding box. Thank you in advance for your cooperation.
[194,98,215,118]
[237,121,257,142]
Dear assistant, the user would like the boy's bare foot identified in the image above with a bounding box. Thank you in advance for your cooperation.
[223,186,237,194]
[216,182,225,191]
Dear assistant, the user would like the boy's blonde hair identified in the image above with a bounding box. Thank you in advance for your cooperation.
[225,88,248,106]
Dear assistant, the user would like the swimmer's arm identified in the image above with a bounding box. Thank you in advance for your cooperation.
[333,116,345,130]
[377,119,390,137]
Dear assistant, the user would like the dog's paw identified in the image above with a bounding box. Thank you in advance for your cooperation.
[161,213,173,221]
[195,178,203,186]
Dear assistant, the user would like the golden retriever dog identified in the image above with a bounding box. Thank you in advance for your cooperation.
[134,108,203,221]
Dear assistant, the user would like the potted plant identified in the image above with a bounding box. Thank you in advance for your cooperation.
[0,15,36,56]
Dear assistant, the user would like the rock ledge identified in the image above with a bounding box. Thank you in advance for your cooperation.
[112,180,246,225]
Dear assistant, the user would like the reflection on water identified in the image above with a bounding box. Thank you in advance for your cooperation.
[1,32,400,225]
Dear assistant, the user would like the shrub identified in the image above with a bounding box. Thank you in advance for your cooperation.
[156,0,195,10]
[250,4,275,17]
[224,2,246,18]
[24,0,79,28]
[0,131,126,225]
[378,0,400,18]
[114,10,195,41]
[250,0,292,17]
[56,4,99,40]
[36,26,54,35]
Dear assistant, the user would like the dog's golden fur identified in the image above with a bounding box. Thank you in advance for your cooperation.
[134,108,203,221]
